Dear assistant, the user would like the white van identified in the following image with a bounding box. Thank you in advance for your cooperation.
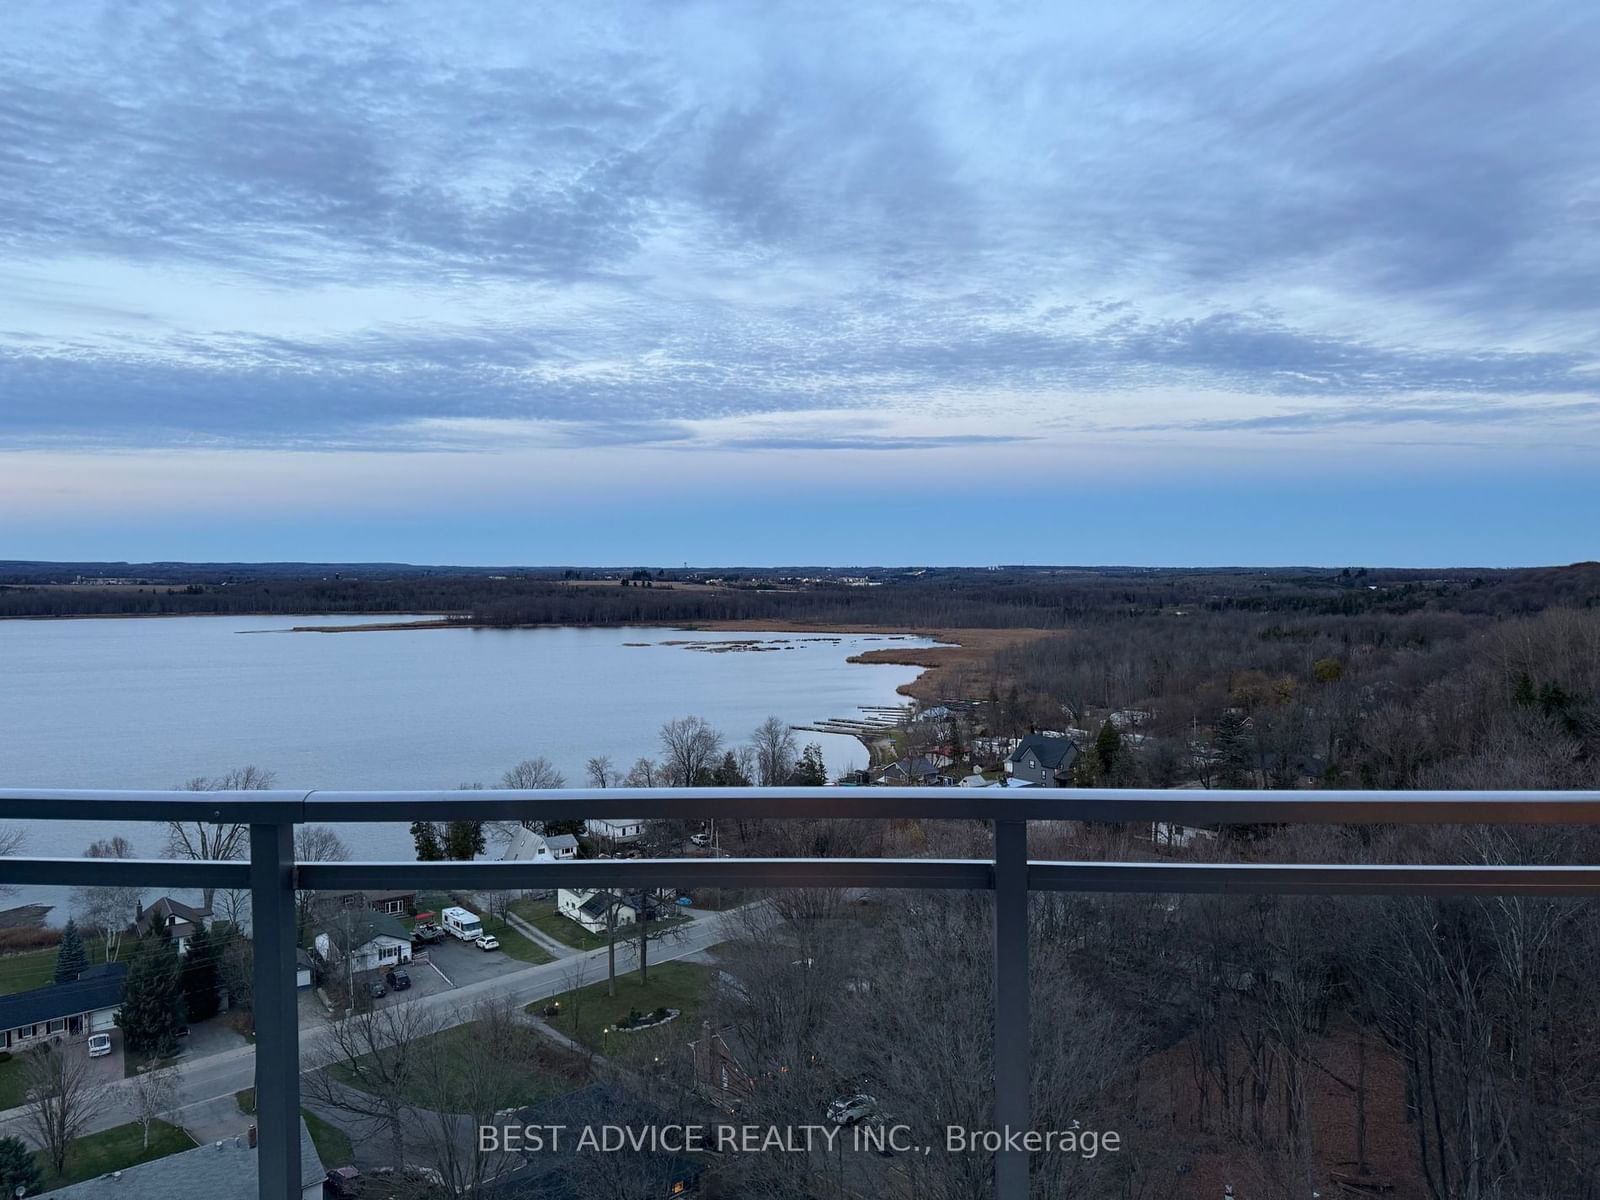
[441,906,483,941]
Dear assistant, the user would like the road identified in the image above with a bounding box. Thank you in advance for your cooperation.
[0,907,737,1151]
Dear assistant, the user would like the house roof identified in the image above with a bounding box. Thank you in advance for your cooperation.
[40,1118,325,1199]
[1009,734,1079,771]
[318,910,410,956]
[0,963,127,1031]
[576,891,634,921]
[545,833,579,853]
[131,896,211,938]
[878,755,941,779]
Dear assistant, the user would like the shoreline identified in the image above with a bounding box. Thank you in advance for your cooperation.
[286,616,1058,702]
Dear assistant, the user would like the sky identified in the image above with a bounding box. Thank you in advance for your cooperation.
[2,1,1597,567]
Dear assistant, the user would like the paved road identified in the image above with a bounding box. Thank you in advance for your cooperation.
[0,907,737,1152]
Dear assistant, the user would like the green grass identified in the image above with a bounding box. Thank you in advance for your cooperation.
[302,1109,354,1167]
[511,898,610,950]
[477,914,554,964]
[33,1119,194,1186]
[331,1020,585,1111]
[510,897,689,952]
[0,1053,28,1109]
[0,939,129,997]
[238,1089,355,1167]
[531,962,716,1054]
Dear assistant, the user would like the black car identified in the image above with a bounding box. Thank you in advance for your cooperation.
[385,967,412,990]
[367,979,386,999]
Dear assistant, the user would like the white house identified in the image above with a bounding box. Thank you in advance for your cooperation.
[585,817,645,846]
[314,911,413,974]
[0,963,125,1050]
[557,888,638,934]
[503,826,581,863]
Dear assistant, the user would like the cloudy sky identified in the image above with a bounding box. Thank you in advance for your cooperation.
[2,1,1597,566]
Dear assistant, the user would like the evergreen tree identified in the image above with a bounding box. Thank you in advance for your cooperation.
[410,820,444,861]
[181,923,220,1023]
[1094,720,1124,780]
[54,917,88,983]
[441,820,485,860]
[713,750,750,786]
[1212,710,1255,789]
[791,742,828,786]
[118,930,185,1059]
[0,1134,41,1197]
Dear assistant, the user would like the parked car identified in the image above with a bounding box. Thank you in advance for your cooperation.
[827,1094,878,1126]
[367,979,387,999]
[688,833,711,847]
[475,934,501,952]
[412,921,443,944]
[385,967,412,990]
[86,1033,112,1058]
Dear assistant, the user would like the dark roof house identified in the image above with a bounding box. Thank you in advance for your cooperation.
[316,911,410,958]
[131,896,211,946]
[1007,735,1080,787]
[0,962,127,1037]
[40,1117,326,1199]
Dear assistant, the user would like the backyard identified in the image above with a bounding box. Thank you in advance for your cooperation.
[533,961,718,1055]
[32,1119,193,1187]
[0,937,128,997]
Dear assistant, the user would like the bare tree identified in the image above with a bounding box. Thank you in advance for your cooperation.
[74,836,140,961]
[0,825,25,899]
[22,1045,112,1177]
[750,716,798,786]
[501,757,566,789]
[171,766,275,908]
[658,716,723,786]
[305,997,441,1169]
[294,825,350,940]
[586,755,616,788]
[623,757,663,787]
[129,1058,181,1149]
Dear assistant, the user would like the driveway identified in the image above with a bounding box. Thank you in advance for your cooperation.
[423,936,525,989]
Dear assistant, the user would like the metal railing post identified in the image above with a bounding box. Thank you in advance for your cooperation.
[250,822,301,1197]
[993,818,1029,1199]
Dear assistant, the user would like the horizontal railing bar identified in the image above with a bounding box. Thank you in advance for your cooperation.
[0,856,252,888]
[1031,861,1600,897]
[0,789,311,822]
[300,858,993,891]
[4,787,1600,825]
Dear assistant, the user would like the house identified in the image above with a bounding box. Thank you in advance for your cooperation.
[313,911,413,974]
[585,817,645,846]
[131,896,211,955]
[557,888,638,935]
[312,889,416,919]
[502,826,580,863]
[0,962,126,1050]
[1005,734,1080,787]
[872,756,944,785]
[40,1116,326,1199]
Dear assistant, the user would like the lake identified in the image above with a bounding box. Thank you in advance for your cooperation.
[0,616,933,920]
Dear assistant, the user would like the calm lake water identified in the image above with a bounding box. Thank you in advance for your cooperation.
[0,616,932,921]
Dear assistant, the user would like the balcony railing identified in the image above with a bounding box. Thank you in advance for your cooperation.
[3,785,1600,1199]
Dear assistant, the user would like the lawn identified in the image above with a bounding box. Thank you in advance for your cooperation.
[237,1089,353,1165]
[33,1119,194,1186]
[331,1019,586,1111]
[511,897,608,950]
[477,913,554,964]
[532,961,717,1055]
[0,938,129,997]
[0,1052,28,1109]
[510,897,690,952]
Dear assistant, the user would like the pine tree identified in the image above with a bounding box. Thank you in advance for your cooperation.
[0,1135,41,1197]
[181,923,221,1023]
[441,820,485,860]
[1094,720,1124,781]
[54,917,88,983]
[410,820,444,861]
[792,742,828,786]
[118,930,185,1059]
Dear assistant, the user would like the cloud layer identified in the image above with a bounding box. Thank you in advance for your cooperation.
[2,0,1598,534]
